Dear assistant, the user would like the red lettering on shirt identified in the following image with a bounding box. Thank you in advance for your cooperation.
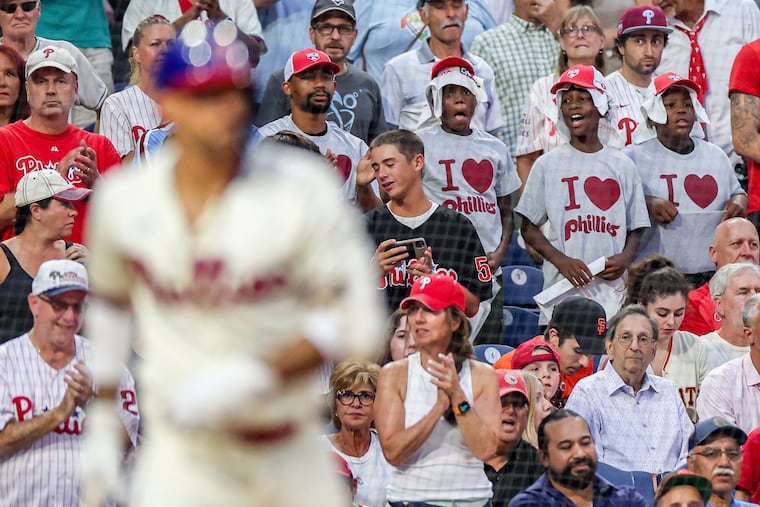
[564,215,621,241]
[12,396,32,421]
[618,117,637,146]
[439,159,460,192]
[562,176,581,211]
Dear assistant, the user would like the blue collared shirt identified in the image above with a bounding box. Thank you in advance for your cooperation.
[508,472,647,507]
[566,364,694,474]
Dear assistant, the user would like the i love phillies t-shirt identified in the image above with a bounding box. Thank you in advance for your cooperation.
[416,124,521,253]
[516,143,650,287]
[0,121,121,244]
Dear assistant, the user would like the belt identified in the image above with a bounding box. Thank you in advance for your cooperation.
[232,422,296,444]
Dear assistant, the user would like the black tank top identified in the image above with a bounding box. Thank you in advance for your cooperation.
[0,244,34,344]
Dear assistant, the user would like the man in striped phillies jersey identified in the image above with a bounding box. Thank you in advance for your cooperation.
[0,259,138,507]
[606,5,672,146]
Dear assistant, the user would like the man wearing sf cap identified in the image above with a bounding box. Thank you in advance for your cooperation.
[257,0,387,144]
[0,259,138,506]
[686,417,757,507]
[606,5,673,146]
[655,471,712,507]
[84,19,384,507]
[258,48,380,212]
[495,296,608,405]
[0,45,120,244]
[0,170,90,343]
[485,369,543,507]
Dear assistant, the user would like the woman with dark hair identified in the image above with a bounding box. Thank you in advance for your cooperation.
[626,255,719,420]
[0,45,28,126]
[515,5,618,188]
[378,308,416,365]
[375,273,500,506]
[325,360,390,507]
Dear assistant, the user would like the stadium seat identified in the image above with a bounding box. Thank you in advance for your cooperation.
[502,265,543,307]
[596,462,658,506]
[473,344,514,365]
[501,230,536,268]
[502,306,542,348]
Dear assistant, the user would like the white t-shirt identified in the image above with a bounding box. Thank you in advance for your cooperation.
[624,137,744,272]
[323,432,391,507]
[515,143,650,287]
[700,330,750,367]
[416,124,521,252]
[257,115,369,203]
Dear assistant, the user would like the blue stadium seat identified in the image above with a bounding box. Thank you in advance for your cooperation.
[596,462,658,506]
[502,306,542,348]
[502,230,536,268]
[502,265,544,307]
[473,344,514,365]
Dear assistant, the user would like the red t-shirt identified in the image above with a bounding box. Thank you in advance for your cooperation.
[0,121,121,244]
[680,282,721,336]
[739,427,760,503]
[493,335,594,404]
[729,39,760,214]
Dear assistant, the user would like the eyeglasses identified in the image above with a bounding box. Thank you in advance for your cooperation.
[313,23,354,36]
[37,295,86,314]
[559,25,600,38]
[615,333,656,348]
[336,389,375,406]
[692,447,743,461]
[0,1,38,14]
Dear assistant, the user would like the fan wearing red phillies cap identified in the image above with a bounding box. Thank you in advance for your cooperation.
[511,340,562,403]
[484,369,544,507]
[515,63,650,321]
[623,72,746,275]
[606,5,674,146]
[415,55,521,343]
[257,48,381,212]
[375,272,501,505]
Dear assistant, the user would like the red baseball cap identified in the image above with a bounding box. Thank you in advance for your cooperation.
[284,48,341,81]
[616,5,672,38]
[431,56,475,79]
[652,72,699,96]
[511,340,562,371]
[494,369,529,400]
[399,273,465,312]
[551,64,609,117]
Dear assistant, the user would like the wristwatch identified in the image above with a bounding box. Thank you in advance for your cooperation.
[452,400,471,416]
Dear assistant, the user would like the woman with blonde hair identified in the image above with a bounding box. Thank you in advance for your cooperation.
[100,15,176,162]
[518,370,554,448]
[325,359,390,507]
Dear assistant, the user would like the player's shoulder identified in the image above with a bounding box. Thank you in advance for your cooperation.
[256,116,291,138]
[326,122,367,149]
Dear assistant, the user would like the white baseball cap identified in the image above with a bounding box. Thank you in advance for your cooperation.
[32,259,89,296]
[25,45,79,80]
[14,169,92,207]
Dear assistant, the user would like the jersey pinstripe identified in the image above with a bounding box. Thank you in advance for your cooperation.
[604,71,651,146]
[100,85,162,158]
[0,334,138,507]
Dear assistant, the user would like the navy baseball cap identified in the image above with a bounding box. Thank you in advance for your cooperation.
[155,19,255,92]
[689,416,748,450]
[549,297,607,355]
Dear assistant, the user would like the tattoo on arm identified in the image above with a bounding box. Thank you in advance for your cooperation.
[731,92,760,160]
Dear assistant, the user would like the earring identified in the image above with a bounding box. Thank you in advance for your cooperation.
[599,49,603,55]
[562,50,567,56]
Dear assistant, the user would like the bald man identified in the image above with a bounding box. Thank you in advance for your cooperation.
[681,218,760,335]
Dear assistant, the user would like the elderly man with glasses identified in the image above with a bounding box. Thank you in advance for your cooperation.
[566,305,693,475]
[687,417,757,507]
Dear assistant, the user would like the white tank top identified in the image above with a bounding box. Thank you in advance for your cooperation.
[386,352,493,502]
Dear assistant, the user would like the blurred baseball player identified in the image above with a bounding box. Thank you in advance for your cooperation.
[0,259,138,506]
[83,19,384,507]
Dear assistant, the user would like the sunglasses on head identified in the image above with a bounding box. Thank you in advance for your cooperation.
[0,1,37,14]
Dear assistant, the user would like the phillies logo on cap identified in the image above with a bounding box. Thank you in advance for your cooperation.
[669,74,684,81]
[306,52,320,61]
[43,47,56,58]
[331,0,345,4]
[419,276,432,290]
[459,67,473,78]
[642,9,655,24]
[567,69,580,79]
[503,373,519,385]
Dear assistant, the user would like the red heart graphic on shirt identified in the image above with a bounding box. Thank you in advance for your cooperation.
[584,177,620,211]
[461,159,494,193]
[683,174,718,209]
[334,154,352,182]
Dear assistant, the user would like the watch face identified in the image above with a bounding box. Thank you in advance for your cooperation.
[457,401,471,414]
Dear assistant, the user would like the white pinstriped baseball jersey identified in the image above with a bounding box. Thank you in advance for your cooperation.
[416,123,520,253]
[605,71,653,146]
[658,0,760,165]
[0,334,138,507]
[515,73,623,157]
[100,85,162,158]
[86,143,384,429]
[257,115,369,203]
